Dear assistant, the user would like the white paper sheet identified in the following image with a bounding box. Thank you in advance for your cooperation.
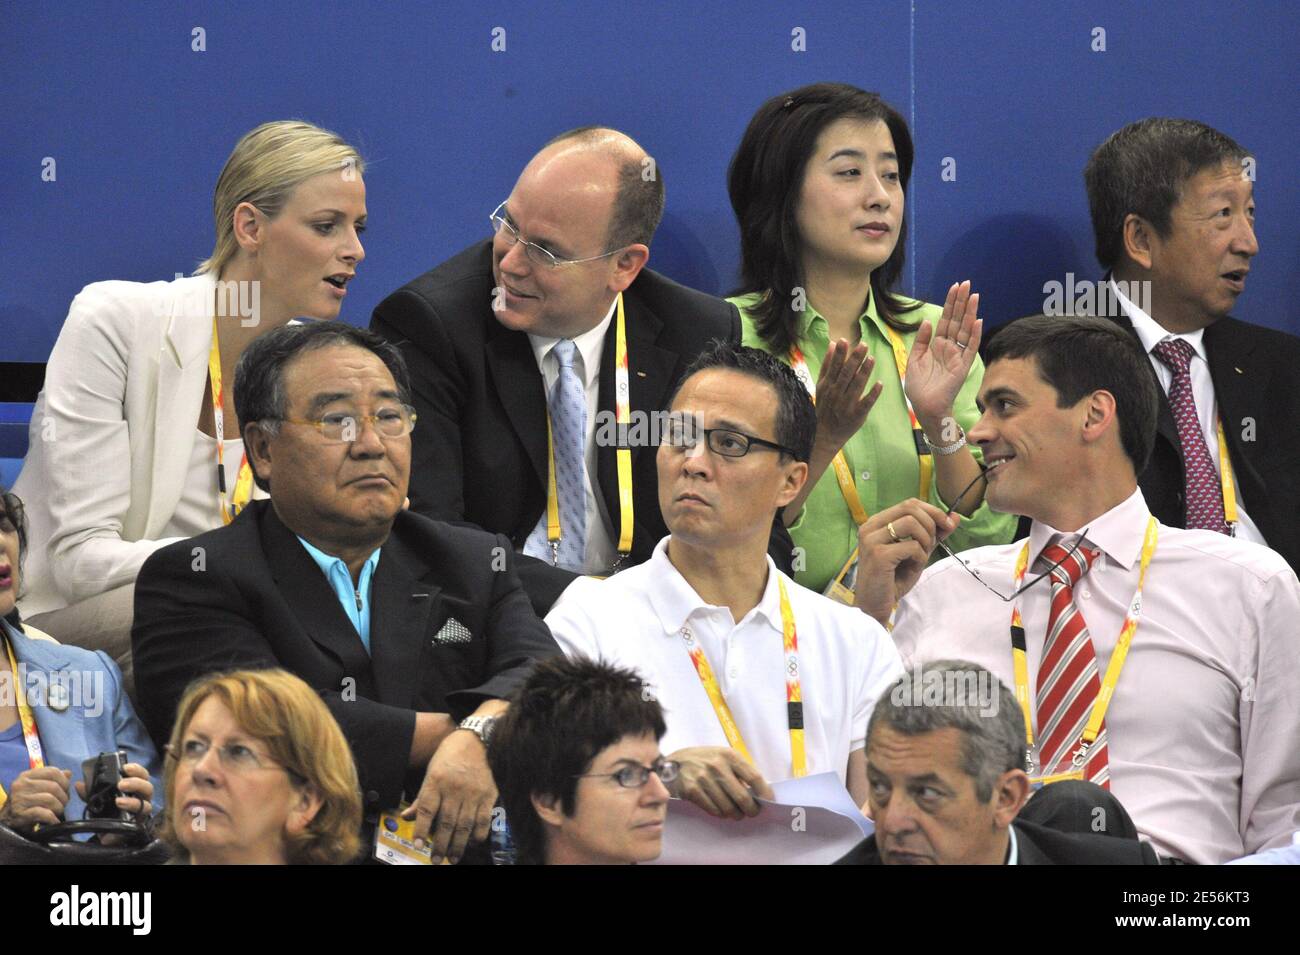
[651,773,873,865]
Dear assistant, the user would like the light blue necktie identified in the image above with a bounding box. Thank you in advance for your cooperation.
[524,340,587,569]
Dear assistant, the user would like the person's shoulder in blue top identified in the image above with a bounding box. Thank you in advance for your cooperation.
[1,618,162,826]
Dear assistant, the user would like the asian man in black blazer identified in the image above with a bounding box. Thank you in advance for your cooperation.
[371,127,793,612]
[1083,118,1299,572]
[132,321,560,865]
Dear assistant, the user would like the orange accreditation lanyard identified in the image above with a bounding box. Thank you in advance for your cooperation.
[1009,516,1158,784]
[678,576,807,778]
[0,630,46,812]
[791,324,933,595]
[543,292,633,569]
[208,320,255,526]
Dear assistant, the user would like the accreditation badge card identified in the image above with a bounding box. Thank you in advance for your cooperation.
[823,550,859,606]
[1026,749,1087,792]
[374,803,439,865]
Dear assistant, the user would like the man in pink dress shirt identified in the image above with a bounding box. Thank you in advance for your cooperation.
[855,314,1300,864]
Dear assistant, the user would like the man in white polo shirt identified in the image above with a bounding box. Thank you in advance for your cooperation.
[545,342,929,817]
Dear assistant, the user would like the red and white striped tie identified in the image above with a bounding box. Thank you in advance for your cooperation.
[1035,541,1110,788]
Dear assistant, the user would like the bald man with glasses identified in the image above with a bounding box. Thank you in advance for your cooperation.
[371,127,793,614]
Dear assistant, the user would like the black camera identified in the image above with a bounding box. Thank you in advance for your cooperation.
[81,751,131,822]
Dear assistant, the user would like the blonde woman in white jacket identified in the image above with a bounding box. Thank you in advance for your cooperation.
[15,120,368,693]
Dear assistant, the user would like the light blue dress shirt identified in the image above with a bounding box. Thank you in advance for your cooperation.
[296,536,382,655]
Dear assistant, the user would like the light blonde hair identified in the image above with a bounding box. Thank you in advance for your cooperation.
[161,668,363,865]
[196,120,365,277]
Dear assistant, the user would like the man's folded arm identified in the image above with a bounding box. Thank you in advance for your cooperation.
[445,534,563,718]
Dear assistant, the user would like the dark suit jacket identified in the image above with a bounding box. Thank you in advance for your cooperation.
[833,820,1161,865]
[1103,306,1300,572]
[131,500,561,814]
[371,241,794,611]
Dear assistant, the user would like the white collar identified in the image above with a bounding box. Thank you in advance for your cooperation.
[527,296,618,389]
[1006,825,1019,865]
[1108,278,1207,362]
[1027,487,1152,573]
[646,537,785,636]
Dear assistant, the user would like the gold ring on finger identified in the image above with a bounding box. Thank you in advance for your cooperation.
[887,521,901,543]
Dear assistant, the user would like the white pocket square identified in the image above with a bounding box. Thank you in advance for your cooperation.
[433,617,473,645]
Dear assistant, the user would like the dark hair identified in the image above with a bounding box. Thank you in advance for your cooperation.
[487,656,666,866]
[868,660,1023,802]
[1,488,28,628]
[1084,118,1250,271]
[672,341,816,463]
[728,82,923,355]
[543,126,665,248]
[985,315,1158,473]
[233,321,411,491]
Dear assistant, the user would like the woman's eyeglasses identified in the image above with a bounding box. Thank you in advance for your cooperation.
[574,758,680,789]
[166,739,301,780]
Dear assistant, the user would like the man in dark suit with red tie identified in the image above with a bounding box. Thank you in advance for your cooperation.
[371,127,793,613]
[1083,118,1300,571]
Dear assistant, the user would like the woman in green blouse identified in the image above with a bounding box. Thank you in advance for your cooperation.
[727,82,1018,597]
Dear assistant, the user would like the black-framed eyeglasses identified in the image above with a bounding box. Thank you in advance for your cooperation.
[662,426,798,460]
[489,201,626,269]
[574,758,680,789]
[932,467,1090,602]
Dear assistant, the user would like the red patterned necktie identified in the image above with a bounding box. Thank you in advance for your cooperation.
[1035,541,1110,788]
[1151,338,1230,534]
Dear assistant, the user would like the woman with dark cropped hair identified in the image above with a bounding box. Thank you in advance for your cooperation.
[488,656,671,865]
[14,120,368,693]
[727,82,1017,599]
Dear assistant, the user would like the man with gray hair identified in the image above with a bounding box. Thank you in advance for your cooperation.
[835,660,1158,865]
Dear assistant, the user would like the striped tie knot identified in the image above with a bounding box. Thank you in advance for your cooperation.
[1151,337,1195,375]
[1039,541,1099,591]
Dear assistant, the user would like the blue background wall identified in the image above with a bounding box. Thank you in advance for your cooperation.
[2,0,1297,366]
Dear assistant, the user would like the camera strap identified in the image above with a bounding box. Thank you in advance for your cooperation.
[0,630,47,811]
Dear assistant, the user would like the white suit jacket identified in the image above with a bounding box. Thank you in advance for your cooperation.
[15,272,239,616]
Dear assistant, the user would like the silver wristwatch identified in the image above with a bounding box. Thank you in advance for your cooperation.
[925,428,968,456]
[458,715,497,747]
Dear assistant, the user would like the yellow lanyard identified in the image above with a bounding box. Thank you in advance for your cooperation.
[1215,416,1239,528]
[544,293,634,567]
[1009,516,1158,781]
[678,577,807,778]
[0,631,46,812]
[789,344,869,525]
[207,320,255,526]
[792,325,933,601]
[881,326,934,503]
